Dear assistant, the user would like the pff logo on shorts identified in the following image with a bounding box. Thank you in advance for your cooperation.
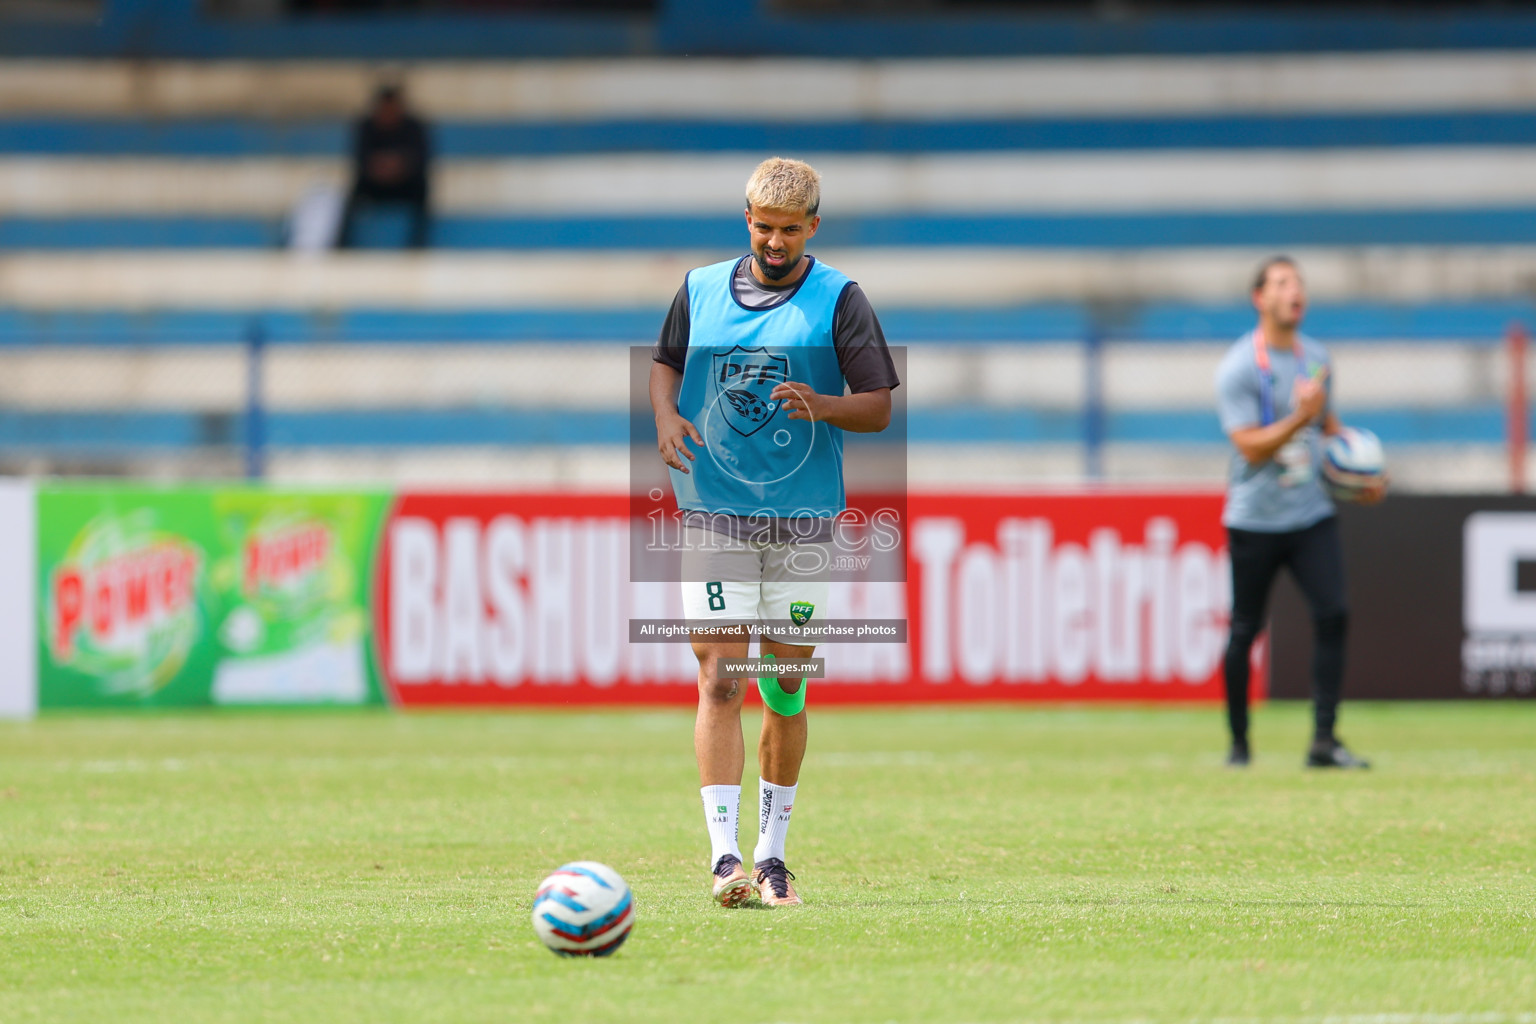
[1463,512,1536,695]
[789,601,815,626]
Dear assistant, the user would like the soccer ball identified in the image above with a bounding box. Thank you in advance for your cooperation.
[1322,427,1386,501]
[531,861,635,957]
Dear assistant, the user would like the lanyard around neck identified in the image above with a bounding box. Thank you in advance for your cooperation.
[1252,327,1305,427]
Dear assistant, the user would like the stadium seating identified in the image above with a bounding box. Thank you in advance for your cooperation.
[0,54,1531,487]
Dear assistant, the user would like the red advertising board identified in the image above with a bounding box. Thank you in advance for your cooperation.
[372,490,1256,706]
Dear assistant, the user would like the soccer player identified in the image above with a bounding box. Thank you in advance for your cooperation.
[650,158,900,906]
[1216,255,1384,770]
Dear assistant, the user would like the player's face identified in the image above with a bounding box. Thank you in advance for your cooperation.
[745,205,820,283]
[1253,262,1307,329]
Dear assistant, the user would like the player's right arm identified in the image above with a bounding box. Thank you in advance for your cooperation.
[651,279,704,473]
[651,361,703,473]
[1225,366,1329,467]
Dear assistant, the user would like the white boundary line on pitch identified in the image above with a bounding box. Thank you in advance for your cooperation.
[1212,1016,1536,1024]
[761,1013,1536,1024]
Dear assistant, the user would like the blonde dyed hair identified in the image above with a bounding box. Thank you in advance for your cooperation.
[745,157,821,216]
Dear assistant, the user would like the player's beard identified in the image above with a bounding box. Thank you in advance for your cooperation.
[753,248,801,282]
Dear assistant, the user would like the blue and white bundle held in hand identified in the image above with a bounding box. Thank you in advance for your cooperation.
[1322,427,1386,501]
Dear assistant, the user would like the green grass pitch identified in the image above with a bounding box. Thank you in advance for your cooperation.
[1,703,1533,1023]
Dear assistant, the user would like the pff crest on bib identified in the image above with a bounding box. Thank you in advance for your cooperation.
[713,346,789,437]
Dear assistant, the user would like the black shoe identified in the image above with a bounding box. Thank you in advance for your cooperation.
[1306,739,1371,769]
[1226,741,1251,767]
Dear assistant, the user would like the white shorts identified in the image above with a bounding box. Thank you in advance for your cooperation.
[679,526,830,641]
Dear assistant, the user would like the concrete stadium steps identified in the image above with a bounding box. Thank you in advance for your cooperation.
[13,149,1536,216]
[0,252,707,310]
[5,251,1536,309]
[0,345,630,410]
[0,342,1512,412]
[6,55,1536,119]
[0,54,1527,491]
[0,158,339,214]
[6,57,1536,253]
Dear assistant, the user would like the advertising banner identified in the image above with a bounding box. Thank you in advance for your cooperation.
[374,489,1243,706]
[1271,495,1536,700]
[37,485,389,708]
[904,491,1239,701]
[30,485,1536,709]
[0,479,36,718]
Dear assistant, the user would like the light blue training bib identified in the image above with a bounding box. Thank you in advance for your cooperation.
[671,256,851,518]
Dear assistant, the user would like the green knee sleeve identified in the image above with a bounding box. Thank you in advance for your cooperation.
[757,654,808,717]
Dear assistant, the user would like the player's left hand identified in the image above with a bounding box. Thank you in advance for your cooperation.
[1357,473,1389,505]
[770,381,830,422]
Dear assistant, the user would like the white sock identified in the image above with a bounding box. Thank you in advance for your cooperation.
[700,785,742,867]
[752,778,798,866]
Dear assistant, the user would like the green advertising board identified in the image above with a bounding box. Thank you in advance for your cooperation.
[36,486,390,708]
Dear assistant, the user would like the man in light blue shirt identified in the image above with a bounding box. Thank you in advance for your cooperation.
[1215,256,1383,770]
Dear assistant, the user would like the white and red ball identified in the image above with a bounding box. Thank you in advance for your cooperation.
[1322,426,1387,501]
[531,861,634,957]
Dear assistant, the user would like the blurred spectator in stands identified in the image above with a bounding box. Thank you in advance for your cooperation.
[338,83,432,249]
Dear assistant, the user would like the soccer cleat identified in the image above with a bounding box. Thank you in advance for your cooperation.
[753,858,802,907]
[711,854,753,907]
[1306,739,1371,769]
[1226,741,1251,767]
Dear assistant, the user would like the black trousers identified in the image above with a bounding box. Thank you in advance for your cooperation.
[1223,516,1348,745]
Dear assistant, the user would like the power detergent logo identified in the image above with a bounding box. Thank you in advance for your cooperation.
[243,519,331,598]
[214,506,363,661]
[713,346,788,437]
[47,511,203,697]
